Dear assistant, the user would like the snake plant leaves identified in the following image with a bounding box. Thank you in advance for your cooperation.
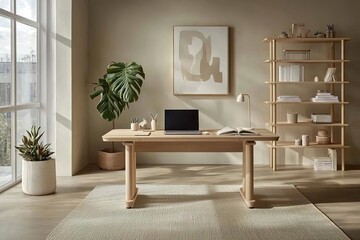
[106,62,145,103]
[90,77,127,121]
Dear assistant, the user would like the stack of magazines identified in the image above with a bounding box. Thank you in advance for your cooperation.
[311,92,339,102]
[277,95,302,102]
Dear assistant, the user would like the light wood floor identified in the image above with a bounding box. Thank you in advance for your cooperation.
[0,164,359,240]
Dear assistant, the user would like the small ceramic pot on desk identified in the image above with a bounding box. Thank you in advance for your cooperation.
[131,123,139,131]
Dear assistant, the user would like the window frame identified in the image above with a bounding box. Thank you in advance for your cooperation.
[0,0,43,191]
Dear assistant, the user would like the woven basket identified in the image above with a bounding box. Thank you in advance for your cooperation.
[316,136,331,145]
[97,149,125,170]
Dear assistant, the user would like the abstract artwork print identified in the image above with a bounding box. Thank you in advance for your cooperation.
[173,26,229,95]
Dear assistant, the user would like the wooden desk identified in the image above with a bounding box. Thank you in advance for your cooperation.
[102,129,279,208]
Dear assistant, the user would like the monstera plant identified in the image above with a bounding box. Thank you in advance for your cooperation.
[90,62,145,170]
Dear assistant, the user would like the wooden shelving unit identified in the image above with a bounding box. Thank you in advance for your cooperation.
[264,37,350,171]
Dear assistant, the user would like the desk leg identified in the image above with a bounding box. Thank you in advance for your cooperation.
[240,141,256,208]
[123,142,138,208]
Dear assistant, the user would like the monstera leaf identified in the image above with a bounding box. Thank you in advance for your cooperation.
[90,61,145,123]
[90,77,127,121]
[106,62,145,103]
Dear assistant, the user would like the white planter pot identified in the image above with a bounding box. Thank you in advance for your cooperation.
[22,159,56,196]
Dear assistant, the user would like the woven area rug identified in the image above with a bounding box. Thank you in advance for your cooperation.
[46,184,349,240]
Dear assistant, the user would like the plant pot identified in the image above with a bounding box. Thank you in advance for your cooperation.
[130,123,139,131]
[98,149,125,170]
[22,159,56,196]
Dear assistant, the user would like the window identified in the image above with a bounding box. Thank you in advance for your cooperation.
[0,0,41,191]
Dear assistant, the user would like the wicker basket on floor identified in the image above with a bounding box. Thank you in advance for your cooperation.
[97,149,125,170]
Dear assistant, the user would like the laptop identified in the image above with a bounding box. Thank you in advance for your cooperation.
[164,109,201,135]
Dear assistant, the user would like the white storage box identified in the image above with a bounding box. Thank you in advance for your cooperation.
[311,114,332,123]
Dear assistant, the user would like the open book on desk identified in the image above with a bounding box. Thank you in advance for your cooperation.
[216,127,259,136]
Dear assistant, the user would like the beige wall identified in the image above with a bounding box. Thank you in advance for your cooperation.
[55,0,89,176]
[55,0,72,175]
[72,0,89,174]
[87,0,360,165]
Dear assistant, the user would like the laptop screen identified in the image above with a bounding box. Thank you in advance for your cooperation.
[165,109,199,131]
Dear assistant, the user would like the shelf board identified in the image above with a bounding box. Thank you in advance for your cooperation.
[263,37,351,43]
[266,141,350,149]
[265,101,349,105]
[265,81,349,84]
[265,59,349,63]
[267,122,348,127]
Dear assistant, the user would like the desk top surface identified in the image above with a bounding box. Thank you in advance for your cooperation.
[102,129,279,142]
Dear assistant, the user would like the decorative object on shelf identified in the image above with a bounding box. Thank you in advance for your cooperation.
[139,118,148,129]
[326,24,335,38]
[291,23,305,38]
[287,112,298,123]
[278,31,288,38]
[301,135,309,146]
[90,61,145,170]
[294,138,302,146]
[236,93,252,129]
[311,114,332,123]
[173,26,229,95]
[150,112,159,131]
[314,76,319,82]
[283,49,310,60]
[324,67,336,82]
[15,126,56,196]
[317,129,328,137]
[316,129,330,145]
[131,117,139,131]
[314,31,325,38]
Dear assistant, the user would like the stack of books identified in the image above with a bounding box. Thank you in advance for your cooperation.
[277,95,302,102]
[278,65,305,82]
[311,92,339,102]
[314,157,335,171]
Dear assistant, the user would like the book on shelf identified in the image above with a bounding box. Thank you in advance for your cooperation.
[277,95,302,102]
[216,127,259,136]
[278,65,304,82]
[311,92,339,102]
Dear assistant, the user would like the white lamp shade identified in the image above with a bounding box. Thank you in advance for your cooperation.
[236,94,245,102]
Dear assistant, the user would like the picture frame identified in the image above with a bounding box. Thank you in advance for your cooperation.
[173,26,229,95]
[324,67,336,82]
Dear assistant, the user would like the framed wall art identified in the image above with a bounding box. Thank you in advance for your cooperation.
[173,26,229,95]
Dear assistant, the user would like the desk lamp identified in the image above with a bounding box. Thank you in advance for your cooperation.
[236,93,253,130]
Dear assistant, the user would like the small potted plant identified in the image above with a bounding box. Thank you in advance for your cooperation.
[15,126,56,195]
[90,61,145,170]
[131,117,139,131]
